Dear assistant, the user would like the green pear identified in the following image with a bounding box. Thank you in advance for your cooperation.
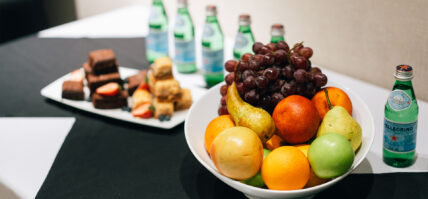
[317,106,362,151]
[226,83,275,143]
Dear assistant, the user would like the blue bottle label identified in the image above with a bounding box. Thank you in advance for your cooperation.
[383,118,417,153]
[175,39,195,64]
[175,15,185,28]
[146,29,168,54]
[388,90,411,111]
[202,48,224,73]
[234,33,248,49]
[149,7,161,22]
[202,24,214,38]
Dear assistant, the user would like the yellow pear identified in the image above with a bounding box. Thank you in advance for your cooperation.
[226,82,275,143]
[317,106,362,151]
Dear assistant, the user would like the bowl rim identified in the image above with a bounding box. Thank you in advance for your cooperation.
[184,80,375,194]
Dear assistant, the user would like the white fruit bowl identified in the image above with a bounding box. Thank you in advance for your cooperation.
[184,81,375,199]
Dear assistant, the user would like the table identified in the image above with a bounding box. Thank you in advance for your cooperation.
[0,5,427,199]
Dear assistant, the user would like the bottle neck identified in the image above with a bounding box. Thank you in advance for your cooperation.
[271,36,284,43]
[394,79,413,88]
[206,15,218,23]
[153,0,163,6]
[178,7,189,14]
[238,25,252,33]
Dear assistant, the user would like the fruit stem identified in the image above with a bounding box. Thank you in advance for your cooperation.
[290,41,304,53]
[324,88,333,110]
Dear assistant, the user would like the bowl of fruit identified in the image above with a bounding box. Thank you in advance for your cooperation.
[184,41,374,199]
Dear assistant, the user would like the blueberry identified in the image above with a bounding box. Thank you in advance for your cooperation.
[121,106,131,112]
[123,78,129,83]
[159,115,165,121]
[164,115,171,121]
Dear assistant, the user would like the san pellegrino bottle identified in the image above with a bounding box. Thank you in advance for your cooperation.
[383,65,419,167]
[233,14,255,60]
[146,0,169,63]
[202,5,224,87]
[173,0,196,73]
[270,24,285,44]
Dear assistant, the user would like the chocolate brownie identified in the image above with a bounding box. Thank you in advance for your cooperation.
[88,49,119,75]
[87,72,123,94]
[62,81,84,100]
[92,91,128,109]
[82,62,92,78]
[127,70,147,95]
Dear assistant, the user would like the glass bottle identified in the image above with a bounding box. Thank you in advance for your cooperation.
[201,5,224,87]
[173,0,196,73]
[233,14,255,60]
[146,0,169,63]
[383,65,419,167]
[270,24,285,44]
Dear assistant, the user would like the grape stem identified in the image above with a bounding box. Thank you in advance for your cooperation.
[323,88,333,110]
[290,41,304,53]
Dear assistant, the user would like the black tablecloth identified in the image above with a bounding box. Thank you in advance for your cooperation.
[0,36,427,199]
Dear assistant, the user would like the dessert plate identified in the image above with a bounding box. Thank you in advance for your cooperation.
[41,67,207,129]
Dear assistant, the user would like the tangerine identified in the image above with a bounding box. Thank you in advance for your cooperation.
[261,146,310,190]
[312,87,352,119]
[204,115,235,154]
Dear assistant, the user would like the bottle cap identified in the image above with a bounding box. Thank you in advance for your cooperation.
[239,14,251,26]
[271,24,285,36]
[206,5,217,16]
[177,0,187,7]
[394,65,414,80]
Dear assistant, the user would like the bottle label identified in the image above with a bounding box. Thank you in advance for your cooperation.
[146,29,168,54]
[175,14,185,28]
[202,24,214,38]
[175,39,195,64]
[234,33,248,49]
[388,90,411,111]
[149,7,162,23]
[202,48,224,73]
[383,118,417,153]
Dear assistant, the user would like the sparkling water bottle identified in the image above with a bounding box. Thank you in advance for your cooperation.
[233,14,255,60]
[146,0,169,63]
[270,24,285,44]
[202,5,224,87]
[173,0,196,73]
[383,65,419,167]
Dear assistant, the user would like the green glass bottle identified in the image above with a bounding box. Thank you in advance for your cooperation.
[173,0,196,73]
[202,5,224,87]
[146,0,169,63]
[383,65,419,167]
[233,14,255,60]
[270,24,285,44]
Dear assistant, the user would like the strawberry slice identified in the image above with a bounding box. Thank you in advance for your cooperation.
[138,77,150,91]
[96,82,120,96]
[132,103,153,118]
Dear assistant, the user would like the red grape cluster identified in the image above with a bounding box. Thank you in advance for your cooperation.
[218,41,328,115]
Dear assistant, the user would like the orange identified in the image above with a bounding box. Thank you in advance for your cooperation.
[261,146,310,190]
[265,134,284,151]
[295,144,329,187]
[312,87,353,119]
[272,95,320,144]
[204,115,235,154]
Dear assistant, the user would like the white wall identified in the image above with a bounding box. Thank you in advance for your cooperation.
[75,0,428,101]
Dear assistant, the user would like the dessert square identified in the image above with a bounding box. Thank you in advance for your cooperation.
[88,49,119,75]
[153,78,181,100]
[151,57,173,79]
[174,88,192,110]
[62,81,84,100]
[87,72,123,94]
[154,98,174,118]
[92,91,128,109]
[127,70,147,95]
[132,89,152,109]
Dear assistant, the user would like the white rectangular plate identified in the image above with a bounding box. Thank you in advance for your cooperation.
[40,67,208,129]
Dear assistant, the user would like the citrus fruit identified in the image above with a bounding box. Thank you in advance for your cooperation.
[265,134,284,151]
[261,146,310,190]
[312,87,352,119]
[272,95,320,144]
[204,115,235,154]
[211,127,264,180]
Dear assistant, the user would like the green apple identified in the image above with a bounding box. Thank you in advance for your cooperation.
[242,149,271,187]
[308,133,354,179]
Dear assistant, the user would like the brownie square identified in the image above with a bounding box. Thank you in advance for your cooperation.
[127,70,147,95]
[82,62,92,78]
[87,72,123,94]
[88,49,119,75]
[62,81,84,100]
[92,91,128,109]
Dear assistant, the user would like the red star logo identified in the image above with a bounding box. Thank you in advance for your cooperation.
[391,135,398,141]
[401,65,409,70]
